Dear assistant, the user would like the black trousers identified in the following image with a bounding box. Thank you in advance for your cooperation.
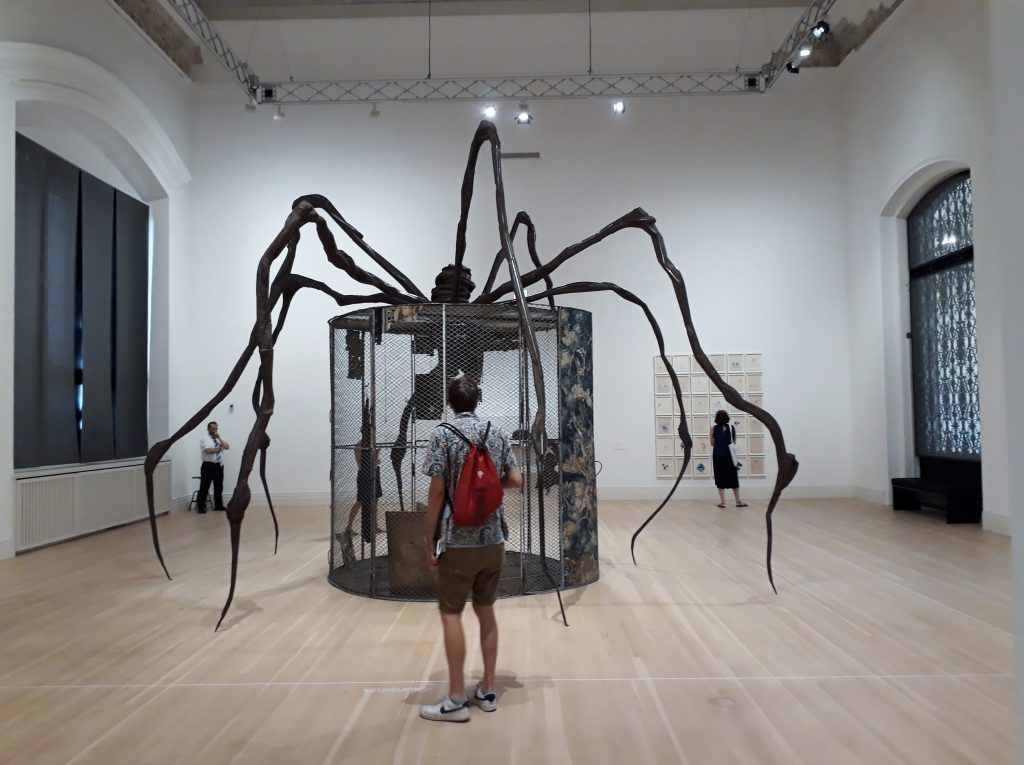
[198,461,225,511]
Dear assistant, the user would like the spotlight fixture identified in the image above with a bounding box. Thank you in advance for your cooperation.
[799,46,812,58]
[483,104,497,119]
[785,61,800,74]
[811,20,831,39]
[611,100,626,115]
[273,104,286,120]
[514,102,533,125]
[369,102,381,118]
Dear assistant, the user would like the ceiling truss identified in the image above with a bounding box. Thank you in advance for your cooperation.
[164,0,837,103]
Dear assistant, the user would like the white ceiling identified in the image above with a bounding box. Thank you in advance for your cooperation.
[195,6,806,83]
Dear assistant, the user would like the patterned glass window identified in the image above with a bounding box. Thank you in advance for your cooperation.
[907,172,979,459]
[907,172,973,269]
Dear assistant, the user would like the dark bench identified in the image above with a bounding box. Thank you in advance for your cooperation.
[892,457,982,524]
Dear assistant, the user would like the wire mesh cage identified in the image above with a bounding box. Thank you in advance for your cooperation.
[328,303,598,601]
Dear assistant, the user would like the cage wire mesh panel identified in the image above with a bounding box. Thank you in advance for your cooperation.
[328,304,597,601]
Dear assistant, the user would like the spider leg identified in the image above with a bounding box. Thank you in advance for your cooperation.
[294,194,426,299]
[522,282,690,564]
[216,277,416,631]
[480,211,555,309]
[485,210,798,592]
[453,122,567,624]
[142,212,313,580]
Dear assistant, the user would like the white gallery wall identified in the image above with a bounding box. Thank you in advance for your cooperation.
[0,0,192,558]
[837,0,1009,528]
[173,72,852,504]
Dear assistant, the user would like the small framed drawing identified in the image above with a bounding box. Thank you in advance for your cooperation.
[710,354,726,373]
[693,459,711,479]
[656,436,675,456]
[749,456,766,477]
[677,458,692,478]
[728,354,745,373]
[690,356,703,374]
[747,394,763,408]
[693,415,710,433]
[655,397,673,415]
[747,373,762,394]
[679,375,691,394]
[675,438,688,456]
[691,375,709,394]
[731,415,745,435]
[746,354,763,372]
[733,435,747,455]
[748,418,764,435]
[656,458,675,478]
[656,416,673,436]
[654,356,667,374]
[748,435,765,454]
[654,376,672,395]
[673,355,689,371]
[728,374,745,393]
[694,435,711,455]
[692,396,710,414]
[710,396,727,413]
[671,395,683,415]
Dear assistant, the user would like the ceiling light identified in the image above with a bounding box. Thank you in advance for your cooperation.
[483,105,497,119]
[612,100,625,115]
[811,20,831,39]
[273,104,285,120]
[369,102,381,118]
[514,102,533,125]
[799,47,812,58]
[785,62,800,74]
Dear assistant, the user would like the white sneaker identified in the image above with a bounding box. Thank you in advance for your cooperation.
[420,695,470,722]
[469,683,497,712]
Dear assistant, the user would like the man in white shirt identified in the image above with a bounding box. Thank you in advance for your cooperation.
[197,421,230,514]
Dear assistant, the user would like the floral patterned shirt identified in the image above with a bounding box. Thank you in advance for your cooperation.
[423,412,517,551]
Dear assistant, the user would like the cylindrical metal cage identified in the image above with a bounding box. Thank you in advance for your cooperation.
[328,303,599,601]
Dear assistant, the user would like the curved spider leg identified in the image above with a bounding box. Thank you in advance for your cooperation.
[480,211,555,308]
[249,239,303,556]
[481,209,798,592]
[294,194,426,299]
[216,274,416,631]
[142,211,313,580]
[309,212,425,303]
[522,282,690,563]
[454,121,566,624]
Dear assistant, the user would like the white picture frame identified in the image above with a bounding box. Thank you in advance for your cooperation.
[747,373,763,394]
[655,397,673,415]
[654,356,668,374]
[654,376,672,396]
[728,354,745,373]
[657,436,675,456]
[656,458,675,478]
[691,375,709,394]
[746,354,763,372]
[656,416,673,435]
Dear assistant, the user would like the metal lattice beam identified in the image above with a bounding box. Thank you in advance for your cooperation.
[163,0,259,97]
[159,0,836,102]
[263,72,763,104]
[766,0,839,86]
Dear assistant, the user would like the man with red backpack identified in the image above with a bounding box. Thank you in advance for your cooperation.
[420,376,523,723]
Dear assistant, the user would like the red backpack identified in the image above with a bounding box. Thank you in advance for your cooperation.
[439,422,504,526]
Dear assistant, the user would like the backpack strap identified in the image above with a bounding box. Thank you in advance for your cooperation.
[438,422,473,446]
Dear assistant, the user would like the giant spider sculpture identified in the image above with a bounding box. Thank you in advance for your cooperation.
[143,121,799,630]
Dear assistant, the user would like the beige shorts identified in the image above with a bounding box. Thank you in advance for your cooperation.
[437,544,505,614]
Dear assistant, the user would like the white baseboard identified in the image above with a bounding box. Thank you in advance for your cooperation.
[597,485,856,501]
[983,512,1012,536]
[172,491,331,511]
[0,536,13,560]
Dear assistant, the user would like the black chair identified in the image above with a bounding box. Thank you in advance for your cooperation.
[187,475,212,512]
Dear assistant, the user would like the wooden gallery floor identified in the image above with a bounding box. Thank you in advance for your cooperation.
[0,499,1014,764]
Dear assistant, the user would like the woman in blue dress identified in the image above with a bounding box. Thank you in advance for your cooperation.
[711,410,748,509]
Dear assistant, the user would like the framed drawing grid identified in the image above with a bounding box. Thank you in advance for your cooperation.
[653,353,766,479]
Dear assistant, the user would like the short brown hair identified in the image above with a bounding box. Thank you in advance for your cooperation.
[448,376,481,414]
[714,410,730,426]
